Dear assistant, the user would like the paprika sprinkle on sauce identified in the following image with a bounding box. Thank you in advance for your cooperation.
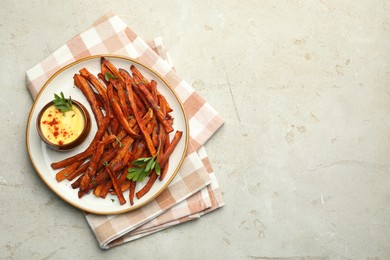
[39,104,85,145]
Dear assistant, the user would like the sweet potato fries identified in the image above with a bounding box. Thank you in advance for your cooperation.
[51,57,182,206]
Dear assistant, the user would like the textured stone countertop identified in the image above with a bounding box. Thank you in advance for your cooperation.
[1,1,389,259]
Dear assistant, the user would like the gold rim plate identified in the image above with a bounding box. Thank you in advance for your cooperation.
[26,55,189,215]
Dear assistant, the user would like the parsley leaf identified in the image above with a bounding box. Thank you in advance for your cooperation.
[127,139,161,182]
[53,92,73,115]
[105,72,118,81]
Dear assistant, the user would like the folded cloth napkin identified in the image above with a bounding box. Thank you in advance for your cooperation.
[26,13,224,249]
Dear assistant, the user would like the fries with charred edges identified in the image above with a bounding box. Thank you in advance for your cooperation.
[51,57,182,206]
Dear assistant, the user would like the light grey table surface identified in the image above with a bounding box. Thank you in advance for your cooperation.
[1,1,390,259]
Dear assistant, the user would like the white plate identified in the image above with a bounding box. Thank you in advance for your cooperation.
[26,55,188,215]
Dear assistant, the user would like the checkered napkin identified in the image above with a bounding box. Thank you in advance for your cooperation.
[26,13,224,249]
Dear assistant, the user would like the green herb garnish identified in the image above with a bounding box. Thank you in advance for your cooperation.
[127,139,161,182]
[53,92,73,115]
[105,72,118,81]
[114,136,123,148]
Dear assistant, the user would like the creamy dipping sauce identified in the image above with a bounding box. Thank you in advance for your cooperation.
[39,105,85,145]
